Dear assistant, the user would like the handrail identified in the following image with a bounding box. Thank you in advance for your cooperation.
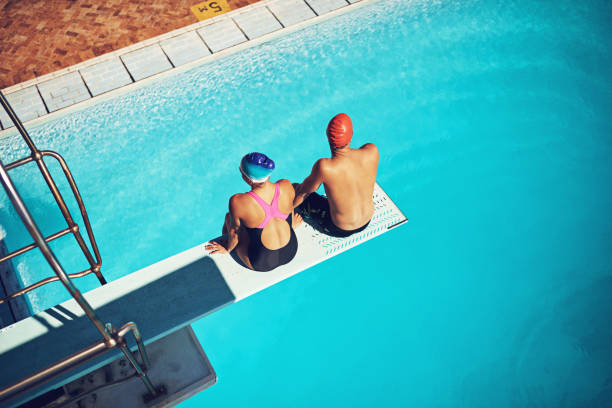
[0,321,156,403]
[0,150,111,343]
[0,91,159,404]
[0,93,106,306]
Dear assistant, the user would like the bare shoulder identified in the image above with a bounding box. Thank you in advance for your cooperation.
[315,157,333,173]
[229,193,249,213]
[276,178,294,191]
[276,179,296,200]
[360,142,379,153]
[360,143,379,161]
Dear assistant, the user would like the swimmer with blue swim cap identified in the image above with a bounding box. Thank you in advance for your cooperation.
[206,152,302,272]
[239,152,275,183]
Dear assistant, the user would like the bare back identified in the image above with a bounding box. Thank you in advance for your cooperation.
[320,144,378,229]
[232,179,295,250]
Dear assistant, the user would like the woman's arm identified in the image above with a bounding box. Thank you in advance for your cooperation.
[206,195,242,254]
[223,196,242,252]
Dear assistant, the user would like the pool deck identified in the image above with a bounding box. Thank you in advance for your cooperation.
[0,0,365,132]
[0,0,261,89]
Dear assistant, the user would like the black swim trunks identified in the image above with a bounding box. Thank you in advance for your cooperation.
[296,192,370,238]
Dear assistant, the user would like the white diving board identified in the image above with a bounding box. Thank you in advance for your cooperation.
[0,183,406,408]
[218,183,407,300]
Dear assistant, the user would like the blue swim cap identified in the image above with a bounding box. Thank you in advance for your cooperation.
[240,152,275,182]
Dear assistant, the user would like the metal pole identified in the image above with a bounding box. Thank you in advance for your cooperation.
[0,157,112,344]
[0,91,104,284]
[0,265,98,306]
[0,340,109,402]
[117,323,152,370]
[111,323,158,397]
[0,91,37,153]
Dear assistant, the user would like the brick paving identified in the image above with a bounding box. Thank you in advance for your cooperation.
[0,0,261,89]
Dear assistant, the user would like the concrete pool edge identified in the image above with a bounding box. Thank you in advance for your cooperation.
[0,0,379,136]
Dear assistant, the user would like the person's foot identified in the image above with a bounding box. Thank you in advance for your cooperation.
[293,212,303,228]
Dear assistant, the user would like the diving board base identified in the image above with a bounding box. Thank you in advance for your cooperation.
[21,326,216,408]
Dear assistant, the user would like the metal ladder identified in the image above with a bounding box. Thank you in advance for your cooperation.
[0,91,160,405]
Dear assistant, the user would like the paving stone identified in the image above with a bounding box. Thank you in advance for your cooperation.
[37,72,91,112]
[120,44,173,81]
[197,18,247,53]
[233,7,283,39]
[80,58,133,96]
[0,87,47,128]
[160,31,211,67]
[305,0,348,15]
[0,104,9,129]
[268,0,316,26]
[0,0,264,89]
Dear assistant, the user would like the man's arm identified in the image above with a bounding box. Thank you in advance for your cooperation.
[293,159,325,208]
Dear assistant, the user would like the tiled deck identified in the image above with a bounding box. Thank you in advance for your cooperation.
[0,0,260,89]
[0,0,365,131]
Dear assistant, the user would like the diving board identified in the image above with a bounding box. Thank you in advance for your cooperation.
[216,183,407,300]
[0,183,406,408]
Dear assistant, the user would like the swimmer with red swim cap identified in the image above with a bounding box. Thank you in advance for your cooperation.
[293,113,379,237]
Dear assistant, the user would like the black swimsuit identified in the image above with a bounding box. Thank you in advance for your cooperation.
[245,213,297,272]
[296,192,370,238]
[244,184,298,272]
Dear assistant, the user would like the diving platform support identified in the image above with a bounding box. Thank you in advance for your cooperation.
[0,183,407,408]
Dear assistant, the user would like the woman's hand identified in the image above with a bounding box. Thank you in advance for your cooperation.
[205,240,229,254]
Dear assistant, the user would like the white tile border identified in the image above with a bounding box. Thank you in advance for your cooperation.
[0,0,380,135]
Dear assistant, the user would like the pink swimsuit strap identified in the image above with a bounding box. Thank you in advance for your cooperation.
[247,183,290,229]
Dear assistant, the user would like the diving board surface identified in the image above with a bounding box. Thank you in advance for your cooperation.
[217,183,407,300]
[0,183,406,408]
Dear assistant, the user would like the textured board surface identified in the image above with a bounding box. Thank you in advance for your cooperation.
[216,183,407,300]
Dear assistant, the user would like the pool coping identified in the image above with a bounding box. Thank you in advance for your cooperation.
[0,0,378,136]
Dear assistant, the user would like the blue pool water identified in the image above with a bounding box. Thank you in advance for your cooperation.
[1,0,611,405]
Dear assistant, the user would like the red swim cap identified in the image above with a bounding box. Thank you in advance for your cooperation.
[326,113,353,148]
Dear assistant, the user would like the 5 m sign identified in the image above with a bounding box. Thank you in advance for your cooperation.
[190,0,231,21]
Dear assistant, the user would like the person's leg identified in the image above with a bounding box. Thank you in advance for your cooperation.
[297,193,349,236]
[296,192,330,221]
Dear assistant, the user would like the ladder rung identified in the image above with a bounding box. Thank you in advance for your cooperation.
[5,155,33,171]
[0,265,98,306]
[0,227,72,263]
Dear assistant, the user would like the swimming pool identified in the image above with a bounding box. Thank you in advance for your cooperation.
[1,0,611,405]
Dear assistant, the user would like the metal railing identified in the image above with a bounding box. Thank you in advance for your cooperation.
[0,322,156,403]
[0,93,106,306]
[0,91,159,404]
